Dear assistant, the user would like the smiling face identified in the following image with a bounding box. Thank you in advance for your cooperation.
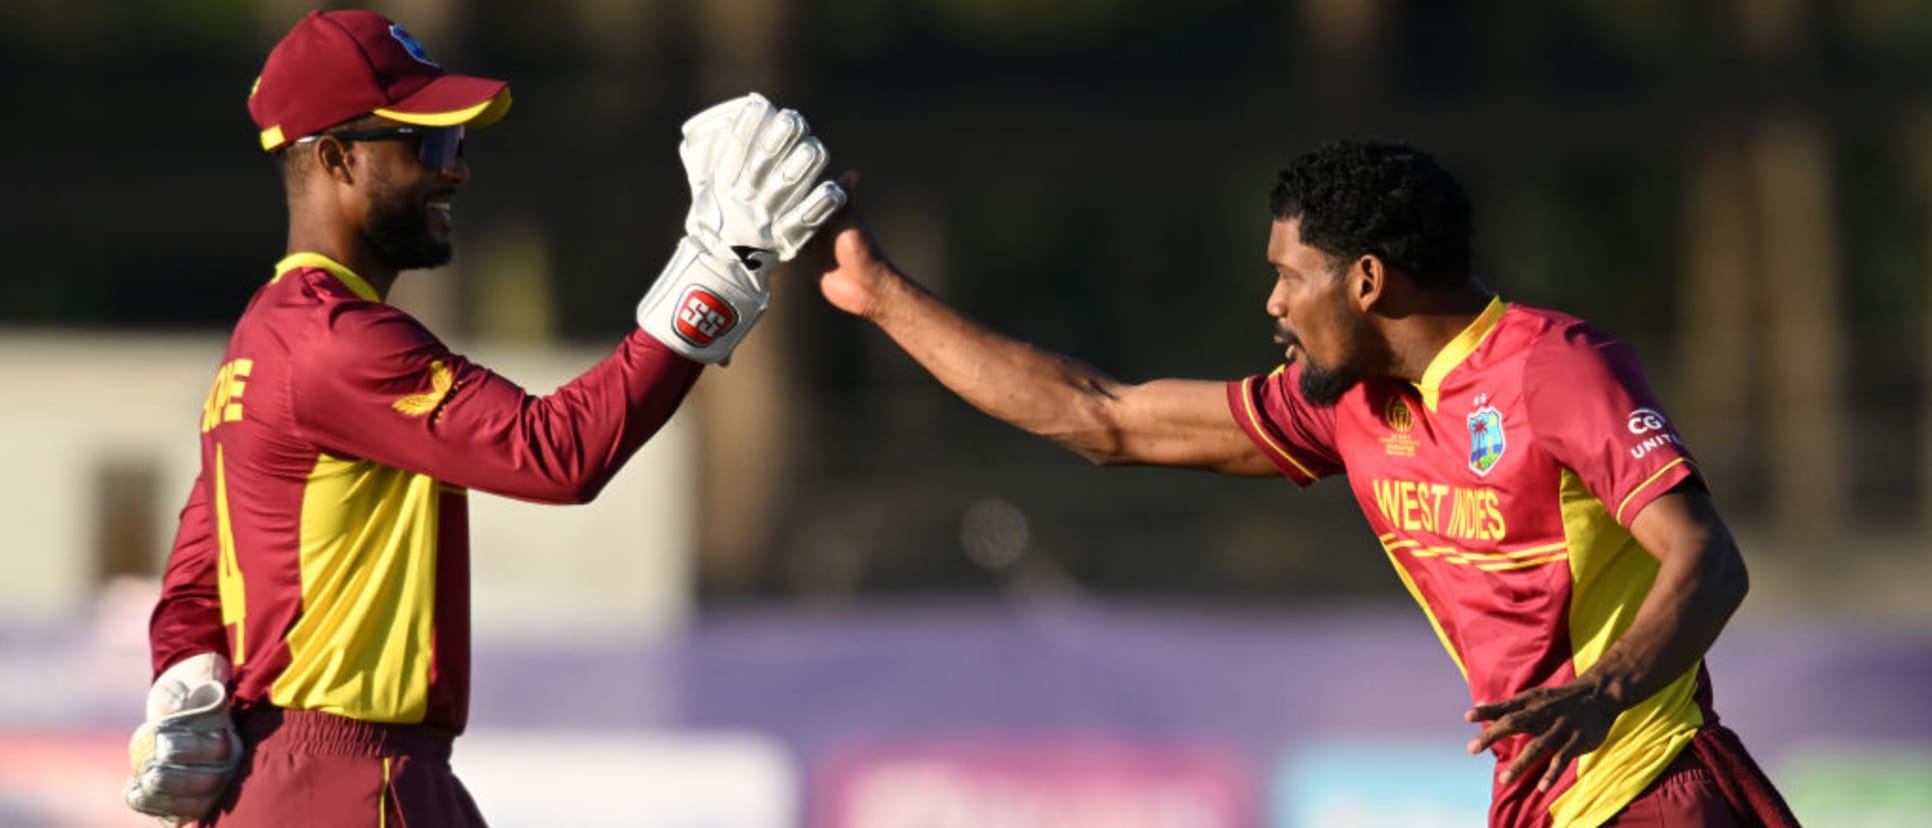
[1265,216,1381,406]
[353,127,464,270]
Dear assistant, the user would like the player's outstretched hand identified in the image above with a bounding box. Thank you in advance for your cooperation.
[811,171,897,320]
[1465,679,1620,793]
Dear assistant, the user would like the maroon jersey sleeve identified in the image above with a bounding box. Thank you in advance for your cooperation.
[1225,363,1345,486]
[149,471,228,678]
[1524,324,1700,527]
[289,301,703,504]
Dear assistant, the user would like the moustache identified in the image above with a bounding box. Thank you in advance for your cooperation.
[1272,323,1300,349]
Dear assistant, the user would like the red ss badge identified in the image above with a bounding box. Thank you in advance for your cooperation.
[673,287,737,347]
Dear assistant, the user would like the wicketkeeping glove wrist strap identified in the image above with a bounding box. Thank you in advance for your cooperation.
[636,235,770,365]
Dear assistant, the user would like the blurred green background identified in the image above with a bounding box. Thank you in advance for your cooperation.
[3,0,1929,611]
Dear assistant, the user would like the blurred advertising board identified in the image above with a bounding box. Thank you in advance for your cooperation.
[813,737,1252,828]
[0,731,141,828]
[455,730,796,828]
[1270,740,1492,828]
[1779,744,1932,827]
[0,729,793,828]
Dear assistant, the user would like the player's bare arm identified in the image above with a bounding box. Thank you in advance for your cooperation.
[815,174,1276,476]
[1466,482,1749,791]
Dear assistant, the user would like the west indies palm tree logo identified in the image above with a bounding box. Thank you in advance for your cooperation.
[388,24,441,69]
[1467,396,1505,477]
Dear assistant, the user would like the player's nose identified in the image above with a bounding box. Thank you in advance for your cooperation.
[1264,280,1290,318]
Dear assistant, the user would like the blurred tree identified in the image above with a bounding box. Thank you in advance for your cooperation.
[1836,0,1932,57]
[1677,132,1760,503]
[1751,116,1848,536]
[1922,112,1932,536]
[1738,0,1849,539]
[688,0,801,595]
[1298,0,1385,110]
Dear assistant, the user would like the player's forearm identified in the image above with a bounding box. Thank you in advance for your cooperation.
[493,331,703,504]
[1578,522,1748,710]
[867,266,1135,463]
[150,475,229,678]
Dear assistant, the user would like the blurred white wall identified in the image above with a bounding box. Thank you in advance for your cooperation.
[0,333,694,636]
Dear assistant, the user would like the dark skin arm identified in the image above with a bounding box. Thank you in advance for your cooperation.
[813,173,1278,476]
[1465,482,1749,791]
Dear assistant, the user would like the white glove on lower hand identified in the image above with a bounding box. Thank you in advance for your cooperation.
[639,92,847,364]
[124,652,242,825]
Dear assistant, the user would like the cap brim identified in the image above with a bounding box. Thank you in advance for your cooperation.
[373,74,512,128]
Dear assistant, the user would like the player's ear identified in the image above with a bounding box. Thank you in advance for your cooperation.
[1351,254,1386,311]
[312,136,357,186]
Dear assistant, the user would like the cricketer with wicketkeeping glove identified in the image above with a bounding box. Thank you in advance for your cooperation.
[131,12,845,826]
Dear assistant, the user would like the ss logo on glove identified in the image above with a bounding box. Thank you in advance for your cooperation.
[674,287,738,347]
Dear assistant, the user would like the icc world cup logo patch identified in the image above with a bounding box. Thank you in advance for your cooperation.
[1383,396,1415,433]
[1467,404,1505,476]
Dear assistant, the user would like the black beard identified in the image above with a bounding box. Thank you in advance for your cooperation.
[1298,357,1362,406]
[365,189,451,271]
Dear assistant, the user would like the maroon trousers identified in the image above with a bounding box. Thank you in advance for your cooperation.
[1604,724,1801,827]
[202,708,487,828]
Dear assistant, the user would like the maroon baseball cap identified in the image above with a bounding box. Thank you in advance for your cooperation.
[248,10,511,152]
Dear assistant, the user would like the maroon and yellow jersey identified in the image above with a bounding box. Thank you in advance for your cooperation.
[149,252,700,732]
[1228,298,1707,827]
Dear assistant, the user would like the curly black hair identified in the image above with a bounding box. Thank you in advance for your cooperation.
[1270,141,1473,289]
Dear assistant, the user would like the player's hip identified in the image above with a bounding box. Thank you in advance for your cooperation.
[1603,724,1799,828]
[199,707,484,828]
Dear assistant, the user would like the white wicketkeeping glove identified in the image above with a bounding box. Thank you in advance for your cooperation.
[124,652,242,826]
[637,92,847,364]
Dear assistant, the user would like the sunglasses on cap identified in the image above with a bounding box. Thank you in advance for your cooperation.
[291,125,466,174]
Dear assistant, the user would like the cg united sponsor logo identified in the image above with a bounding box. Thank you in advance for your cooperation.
[673,286,737,347]
[1625,406,1685,459]
[1627,407,1668,435]
[1467,404,1506,477]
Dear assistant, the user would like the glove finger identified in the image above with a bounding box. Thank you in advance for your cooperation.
[774,181,848,260]
[782,181,847,232]
[762,136,831,214]
[140,763,233,798]
[154,726,239,765]
[125,785,220,822]
[680,100,753,189]
[126,777,195,819]
[680,94,766,189]
[716,95,776,192]
[681,92,767,142]
[738,108,808,200]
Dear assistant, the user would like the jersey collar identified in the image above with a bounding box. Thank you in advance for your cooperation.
[1413,296,1507,412]
[272,252,381,302]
